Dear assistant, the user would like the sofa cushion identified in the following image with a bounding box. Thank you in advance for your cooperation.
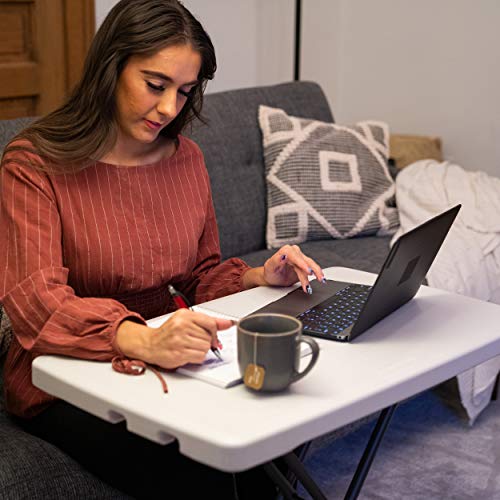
[258,105,399,249]
[0,117,34,154]
[190,81,334,260]
[0,306,12,360]
[239,235,391,275]
[0,357,4,412]
[0,413,129,499]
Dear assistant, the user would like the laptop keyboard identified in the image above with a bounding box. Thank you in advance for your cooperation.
[298,284,372,340]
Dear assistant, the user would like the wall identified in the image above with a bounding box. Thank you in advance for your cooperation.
[302,0,500,176]
[95,0,500,176]
[185,0,295,93]
[94,0,120,29]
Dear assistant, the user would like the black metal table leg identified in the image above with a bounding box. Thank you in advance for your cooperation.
[282,451,328,500]
[263,404,397,500]
[344,404,398,500]
[285,442,312,490]
[262,461,305,500]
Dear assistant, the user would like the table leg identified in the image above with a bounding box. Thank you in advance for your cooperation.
[265,404,397,500]
[281,451,328,500]
[262,461,305,500]
[285,442,312,490]
[262,447,328,500]
[344,404,398,500]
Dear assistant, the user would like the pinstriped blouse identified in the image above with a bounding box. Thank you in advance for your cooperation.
[0,135,249,418]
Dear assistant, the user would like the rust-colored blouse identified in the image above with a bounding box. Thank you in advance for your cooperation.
[0,135,249,418]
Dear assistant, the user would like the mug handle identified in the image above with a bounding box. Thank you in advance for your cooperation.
[292,336,320,383]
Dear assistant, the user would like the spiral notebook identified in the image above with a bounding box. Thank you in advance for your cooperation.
[146,307,313,388]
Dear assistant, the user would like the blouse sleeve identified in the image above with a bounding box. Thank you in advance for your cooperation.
[176,168,251,306]
[0,153,145,360]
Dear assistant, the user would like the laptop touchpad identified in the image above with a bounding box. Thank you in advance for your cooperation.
[252,279,350,317]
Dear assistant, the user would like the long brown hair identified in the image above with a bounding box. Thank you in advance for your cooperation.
[2,0,216,173]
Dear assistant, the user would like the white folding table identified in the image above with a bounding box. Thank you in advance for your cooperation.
[32,267,500,499]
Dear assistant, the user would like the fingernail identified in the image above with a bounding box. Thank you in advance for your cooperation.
[321,277,327,284]
[306,285,312,295]
[218,341,223,350]
[280,254,287,261]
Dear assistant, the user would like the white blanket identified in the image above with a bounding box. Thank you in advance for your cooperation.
[393,160,500,423]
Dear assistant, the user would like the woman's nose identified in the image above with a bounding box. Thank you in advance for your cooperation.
[157,90,179,119]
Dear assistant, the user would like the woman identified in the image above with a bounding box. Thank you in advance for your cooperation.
[0,0,324,497]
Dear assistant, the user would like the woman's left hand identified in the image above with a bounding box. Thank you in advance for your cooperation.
[242,244,325,294]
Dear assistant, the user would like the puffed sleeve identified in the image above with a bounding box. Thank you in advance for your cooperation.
[176,169,251,305]
[0,151,146,360]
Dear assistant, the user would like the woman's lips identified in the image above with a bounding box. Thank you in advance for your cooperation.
[144,119,161,130]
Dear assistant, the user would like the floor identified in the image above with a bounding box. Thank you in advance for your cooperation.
[300,388,500,499]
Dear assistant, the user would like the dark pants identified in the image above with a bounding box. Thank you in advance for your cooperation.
[19,401,278,499]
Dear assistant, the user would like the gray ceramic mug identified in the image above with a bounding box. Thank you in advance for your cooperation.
[237,313,319,392]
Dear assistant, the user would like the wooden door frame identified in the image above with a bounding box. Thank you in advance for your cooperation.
[0,0,94,119]
[63,0,95,92]
[34,0,95,113]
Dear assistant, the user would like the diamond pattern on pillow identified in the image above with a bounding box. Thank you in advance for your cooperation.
[259,105,399,249]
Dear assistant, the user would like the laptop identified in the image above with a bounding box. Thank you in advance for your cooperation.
[253,204,461,342]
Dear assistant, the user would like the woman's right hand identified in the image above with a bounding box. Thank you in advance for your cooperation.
[116,309,233,369]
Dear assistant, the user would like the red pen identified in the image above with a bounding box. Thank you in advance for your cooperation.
[167,284,223,361]
[168,284,189,309]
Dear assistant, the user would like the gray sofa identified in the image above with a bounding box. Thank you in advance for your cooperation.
[0,81,391,498]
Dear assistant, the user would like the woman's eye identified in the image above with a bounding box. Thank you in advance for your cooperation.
[147,81,164,92]
[179,87,195,98]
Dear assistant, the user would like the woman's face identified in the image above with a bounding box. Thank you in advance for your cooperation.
[114,43,201,148]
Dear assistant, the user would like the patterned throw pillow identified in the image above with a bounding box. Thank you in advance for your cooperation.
[259,105,399,249]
